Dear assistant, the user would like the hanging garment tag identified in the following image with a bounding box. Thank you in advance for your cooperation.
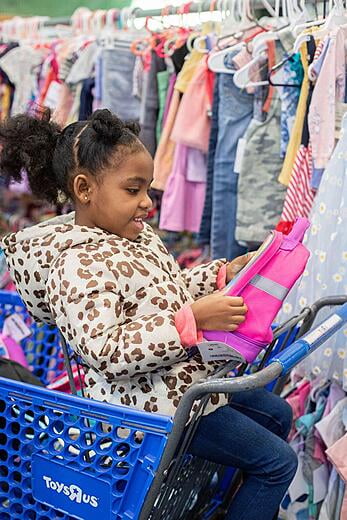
[234,138,247,174]
[3,314,32,343]
[197,341,243,362]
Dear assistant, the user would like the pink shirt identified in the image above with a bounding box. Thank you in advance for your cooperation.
[308,28,346,170]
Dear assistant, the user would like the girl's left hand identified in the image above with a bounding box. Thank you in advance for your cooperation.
[226,252,257,283]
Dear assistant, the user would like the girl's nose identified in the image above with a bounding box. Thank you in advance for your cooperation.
[140,192,153,211]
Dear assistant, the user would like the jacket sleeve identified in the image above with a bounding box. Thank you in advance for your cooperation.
[180,259,227,299]
[47,250,188,381]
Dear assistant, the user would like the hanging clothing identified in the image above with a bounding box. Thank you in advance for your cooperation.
[171,58,214,153]
[277,53,303,158]
[235,95,286,244]
[308,27,346,172]
[152,88,180,191]
[159,143,207,233]
[210,55,252,260]
[139,51,167,156]
[156,69,170,143]
[277,39,318,235]
[279,114,347,390]
[199,77,220,247]
[100,34,141,121]
[278,35,314,186]
[0,45,45,114]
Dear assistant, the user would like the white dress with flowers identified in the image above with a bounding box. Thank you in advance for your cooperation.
[279,116,347,390]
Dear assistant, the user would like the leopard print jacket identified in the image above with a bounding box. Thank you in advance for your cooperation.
[2,213,229,418]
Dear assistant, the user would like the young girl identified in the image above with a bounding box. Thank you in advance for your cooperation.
[0,109,297,520]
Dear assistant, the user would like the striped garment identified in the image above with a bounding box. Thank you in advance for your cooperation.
[277,144,315,234]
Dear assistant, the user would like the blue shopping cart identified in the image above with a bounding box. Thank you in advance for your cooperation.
[0,290,346,520]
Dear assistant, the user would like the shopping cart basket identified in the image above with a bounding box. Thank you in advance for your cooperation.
[0,291,67,386]
[0,294,346,520]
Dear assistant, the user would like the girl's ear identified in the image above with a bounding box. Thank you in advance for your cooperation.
[73,174,95,205]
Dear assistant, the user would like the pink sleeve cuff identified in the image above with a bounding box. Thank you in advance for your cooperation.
[175,305,203,347]
[216,264,227,290]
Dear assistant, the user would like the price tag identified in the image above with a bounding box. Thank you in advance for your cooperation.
[3,314,32,343]
[197,341,244,363]
[234,138,247,174]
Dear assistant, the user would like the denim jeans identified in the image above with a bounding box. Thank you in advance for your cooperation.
[198,76,219,246]
[211,68,253,260]
[101,38,140,121]
[190,388,298,520]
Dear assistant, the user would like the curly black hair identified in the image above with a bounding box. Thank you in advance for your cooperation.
[0,108,142,204]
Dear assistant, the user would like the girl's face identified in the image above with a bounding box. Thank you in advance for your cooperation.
[74,149,154,240]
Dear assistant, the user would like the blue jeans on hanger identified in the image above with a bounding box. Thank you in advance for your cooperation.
[198,77,220,246]
[101,38,140,121]
[190,388,298,520]
[211,58,254,260]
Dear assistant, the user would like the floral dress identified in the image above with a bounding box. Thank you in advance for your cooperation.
[279,115,347,390]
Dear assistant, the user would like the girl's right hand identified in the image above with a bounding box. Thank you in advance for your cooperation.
[191,293,247,331]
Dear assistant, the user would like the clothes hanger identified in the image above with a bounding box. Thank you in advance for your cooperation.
[191,1,219,55]
[207,0,244,73]
[293,0,347,52]
[268,55,302,87]
[208,0,265,74]
[214,0,258,49]
[232,3,288,89]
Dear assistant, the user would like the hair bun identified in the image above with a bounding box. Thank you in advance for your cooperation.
[91,109,123,144]
[124,120,141,137]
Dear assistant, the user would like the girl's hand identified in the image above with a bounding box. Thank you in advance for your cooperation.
[226,252,257,283]
[191,293,247,331]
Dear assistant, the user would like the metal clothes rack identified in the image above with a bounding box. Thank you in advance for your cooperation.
[43,0,223,27]
[1,1,326,29]
[38,1,268,27]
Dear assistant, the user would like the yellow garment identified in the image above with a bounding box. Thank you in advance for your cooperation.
[175,22,219,94]
[175,49,204,94]
[0,84,11,120]
[278,29,319,186]
[278,45,309,185]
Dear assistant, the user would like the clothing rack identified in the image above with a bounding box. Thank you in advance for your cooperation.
[42,2,228,27]
[0,0,327,30]
[34,1,317,28]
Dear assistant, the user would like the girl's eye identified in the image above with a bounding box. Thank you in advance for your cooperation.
[127,188,140,194]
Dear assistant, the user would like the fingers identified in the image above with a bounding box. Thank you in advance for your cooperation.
[225,324,239,331]
[230,315,246,324]
[226,305,248,315]
[225,296,244,306]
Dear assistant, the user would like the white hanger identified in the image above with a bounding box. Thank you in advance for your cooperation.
[293,0,347,52]
[207,41,246,73]
[233,51,269,88]
[232,13,287,89]
[193,35,210,54]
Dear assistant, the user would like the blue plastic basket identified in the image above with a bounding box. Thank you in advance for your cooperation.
[0,291,65,386]
[0,377,173,520]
